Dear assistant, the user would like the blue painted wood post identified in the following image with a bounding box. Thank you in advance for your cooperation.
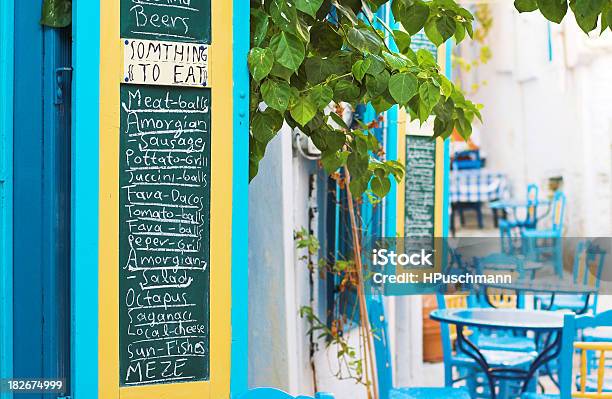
[0,0,14,397]
[385,2,399,238]
[231,0,250,397]
[71,0,100,397]
[442,41,453,237]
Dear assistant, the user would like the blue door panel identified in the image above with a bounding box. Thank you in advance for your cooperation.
[13,1,72,397]
[13,0,45,388]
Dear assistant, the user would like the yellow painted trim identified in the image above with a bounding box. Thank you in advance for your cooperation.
[99,1,233,398]
[396,112,406,238]
[396,44,447,270]
[99,0,120,397]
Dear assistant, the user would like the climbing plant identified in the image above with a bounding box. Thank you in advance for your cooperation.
[249,0,483,198]
[41,0,72,28]
[515,0,612,34]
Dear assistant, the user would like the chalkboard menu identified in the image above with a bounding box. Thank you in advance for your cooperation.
[121,0,211,43]
[405,136,436,238]
[119,84,211,386]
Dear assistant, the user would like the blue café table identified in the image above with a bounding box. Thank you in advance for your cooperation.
[482,279,598,314]
[430,308,565,399]
[489,199,552,228]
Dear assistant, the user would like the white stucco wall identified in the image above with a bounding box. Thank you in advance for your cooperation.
[465,2,612,236]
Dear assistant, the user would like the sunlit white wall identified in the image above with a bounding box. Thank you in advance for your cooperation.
[459,2,612,236]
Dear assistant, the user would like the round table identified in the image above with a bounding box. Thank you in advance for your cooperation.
[430,308,565,399]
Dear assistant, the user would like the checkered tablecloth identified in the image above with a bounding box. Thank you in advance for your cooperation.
[450,169,509,203]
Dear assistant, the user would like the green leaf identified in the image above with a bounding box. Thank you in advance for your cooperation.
[371,91,395,114]
[348,151,369,179]
[41,0,72,27]
[365,54,387,75]
[309,85,334,110]
[296,0,325,17]
[347,28,382,54]
[333,80,360,102]
[352,59,372,81]
[434,74,453,98]
[602,4,612,31]
[333,0,361,22]
[536,0,568,23]
[424,19,445,46]
[252,109,284,145]
[393,29,412,54]
[250,137,267,181]
[391,0,412,23]
[270,62,295,82]
[366,70,391,97]
[290,96,318,126]
[348,175,370,197]
[270,0,299,34]
[436,15,456,42]
[575,0,605,18]
[574,8,599,31]
[572,0,605,32]
[261,79,294,112]
[400,1,430,35]
[419,81,442,114]
[310,22,343,55]
[515,0,539,12]
[248,48,275,82]
[371,173,391,197]
[270,32,306,72]
[328,112,350,130]
[454,21,466,43]
[321,150,349,173]
[416,48,437,66]
[388,72,419,104]
[433,116,454,139]
[326,130,348,152]
[251,8,269,47]
[382,53,410,70]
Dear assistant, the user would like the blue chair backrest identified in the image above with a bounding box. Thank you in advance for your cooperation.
[525,184,539,227]
[238,387,335,399]
[474,252,525,277]
[551,191,566,232]
[572,241,606,289]
[559,310,612,399]
[368,295,394,399]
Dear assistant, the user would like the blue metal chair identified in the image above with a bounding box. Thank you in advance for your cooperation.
[435,293,538,398]
[368,295,471,399]
[521,309,612,399]
[535,241,606,315]
[499,184,540,253]
[238,387,335,399]
[521,191,566,277]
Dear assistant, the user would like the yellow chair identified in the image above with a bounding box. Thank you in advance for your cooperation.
[522,310,612,399]
[573,342,612,398]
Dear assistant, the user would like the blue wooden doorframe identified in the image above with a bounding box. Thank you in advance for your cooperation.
[12,1,72,396]
[0,0,15,397]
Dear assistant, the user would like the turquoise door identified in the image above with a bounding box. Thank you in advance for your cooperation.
[11,1,72,397]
